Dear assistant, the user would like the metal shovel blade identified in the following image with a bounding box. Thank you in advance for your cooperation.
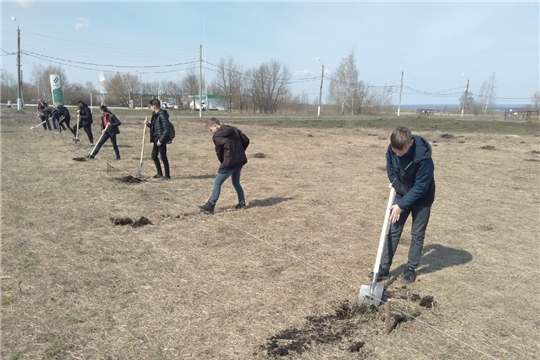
[358,284,384,307]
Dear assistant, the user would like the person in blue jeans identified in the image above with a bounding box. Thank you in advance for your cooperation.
[369,126,436,284]
[88,106,121,160]
[198,118,250,215]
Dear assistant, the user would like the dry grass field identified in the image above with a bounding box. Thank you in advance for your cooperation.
[1,108,539,360]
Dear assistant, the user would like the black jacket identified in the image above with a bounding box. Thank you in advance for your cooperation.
[78,103,93,125]
[57,105,71,122]
[42,106,58,119]
[213,125,250,171]
[100,112,121,135]
[148,109,174,144]
[386,135,436,209]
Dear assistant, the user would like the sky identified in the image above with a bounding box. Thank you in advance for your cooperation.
[1,0,539,106]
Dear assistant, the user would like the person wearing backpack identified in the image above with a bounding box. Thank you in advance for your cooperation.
[144,99,175,180]
[198,117,250,214]
[88,106,121,160]
[54,103,71,132]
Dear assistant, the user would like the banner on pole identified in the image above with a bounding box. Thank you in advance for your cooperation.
[49,74,64,105]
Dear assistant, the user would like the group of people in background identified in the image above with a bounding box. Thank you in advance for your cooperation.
[32,97,436,283]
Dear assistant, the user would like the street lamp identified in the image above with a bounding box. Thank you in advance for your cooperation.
[316,58,324,117]
[460,73,469,118]
[12,16,24,110]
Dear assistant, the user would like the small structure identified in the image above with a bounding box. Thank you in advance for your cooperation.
[504,110,539,120]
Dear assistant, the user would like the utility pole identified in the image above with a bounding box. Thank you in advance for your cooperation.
[397,71,404,117]
[199,44,203,119]
[316,58,324,117]
[461,78,469,118]
[483,84,492,115]
[12,17,23,110]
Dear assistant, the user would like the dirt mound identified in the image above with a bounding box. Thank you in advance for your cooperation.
[132,216,152,227]
[261,292,435,357]
[110,216,152,227]
[110,217,133,226]
[441,133,454,139]
[254,153,266,158]
[480,145,496,150]
[72,157,87,162]
[116,175,144,183]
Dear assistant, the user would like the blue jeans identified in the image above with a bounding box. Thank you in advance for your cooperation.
[209,166,245,206]
[92,131,120,158]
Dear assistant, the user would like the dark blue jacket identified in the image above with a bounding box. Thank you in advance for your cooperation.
[386,135,435,209]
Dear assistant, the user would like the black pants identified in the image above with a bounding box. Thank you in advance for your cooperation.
[380,203,432,270]
[41,116,52,130]
[92,131,120,158]
[152,143,170,177]
[71,123,93,144]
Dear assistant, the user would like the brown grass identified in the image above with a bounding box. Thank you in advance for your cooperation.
[1,109,539,359]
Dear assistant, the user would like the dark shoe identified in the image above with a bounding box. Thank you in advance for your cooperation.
[153,174,163,179]
[367,267,390,281]
[116,156,121,160]
[198,201,215,214]
[160,176,170,180]
[402,267,416,284]
[231,203,246,210]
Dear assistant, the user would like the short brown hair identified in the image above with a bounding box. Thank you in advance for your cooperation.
[206,117,220,128]
[390,126,412,150]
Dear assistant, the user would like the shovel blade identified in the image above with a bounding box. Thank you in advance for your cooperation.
[136,163,143,178]
[358,284,384,307]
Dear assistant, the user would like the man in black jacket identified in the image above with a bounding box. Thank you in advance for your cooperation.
[88,106,121,159]
[71,100,94,145]
[144,99,175,180]
[198,117,250,214]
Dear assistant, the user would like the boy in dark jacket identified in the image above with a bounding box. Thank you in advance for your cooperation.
[144,99,175,180]
[369,126,436,283]
[37,98,52,130]
[41,105,65,132]
[54,103,71,132]
[198,118,250,214]
[72,100,94,145]
[88,106,121,159]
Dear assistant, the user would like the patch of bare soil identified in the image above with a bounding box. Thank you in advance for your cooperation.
[72,157,88,161]
[116,175,145,183]
[441,133,454,139]
[110,216,152,227]
[261,292,434,358]
[480,145,496,150]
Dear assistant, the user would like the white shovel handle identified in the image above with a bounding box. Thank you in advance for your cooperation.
[372,187,396,274]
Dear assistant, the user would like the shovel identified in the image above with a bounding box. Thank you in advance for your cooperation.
[30,120,47,130]
[358,187,396,307]
[73,115,81,143]
[136,117,147,178]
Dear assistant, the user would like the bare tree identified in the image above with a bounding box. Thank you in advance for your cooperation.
[30,64,68,102]
[533,91,540,112]
[328,51,359,115]
[210,57,246,112]
[477,72,496,115]
[181,68,203,97]
[0,70,17,103]
[250,60,291,113]
[107,73,140,106]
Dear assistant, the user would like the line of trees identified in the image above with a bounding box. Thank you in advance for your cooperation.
[3,51,538,114]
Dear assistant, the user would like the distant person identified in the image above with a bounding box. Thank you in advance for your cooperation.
[37,98,52,131]
[368,126,436,283]
[71,100,94,145]
[198,117,250,214]
[7,100,12,108]
[144,99,175,180]
[54,103,71,132]
[88,106,121,160]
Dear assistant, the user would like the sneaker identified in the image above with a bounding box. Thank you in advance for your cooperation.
[90,143,94,146]
[367,267,390,281]
[402,267,416,284]
[231,203,246,210]
[198,201,215,214]
[153,174,163,179]
[160,176,170,180]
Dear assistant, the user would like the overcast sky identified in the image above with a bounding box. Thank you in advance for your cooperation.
[2,0,538,106]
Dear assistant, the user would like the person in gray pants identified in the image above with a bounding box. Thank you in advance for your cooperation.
[369,126,436,283]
